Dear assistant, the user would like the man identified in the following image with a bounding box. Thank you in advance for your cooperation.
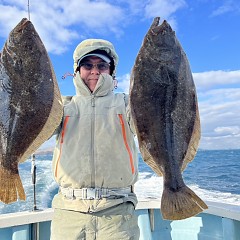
[51,39,140,239]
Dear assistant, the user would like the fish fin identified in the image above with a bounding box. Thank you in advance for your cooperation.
[140,143,163,176]
[0,168,26,204]
[181,105,201,172]
[161,185,208,220]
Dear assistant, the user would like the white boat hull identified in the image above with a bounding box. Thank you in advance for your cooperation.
[0,200,240,240]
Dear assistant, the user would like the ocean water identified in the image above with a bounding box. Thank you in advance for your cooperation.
[0,149,239,214]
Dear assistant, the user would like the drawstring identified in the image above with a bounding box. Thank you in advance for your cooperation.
[113,78,118,89]
[62,72,75,79]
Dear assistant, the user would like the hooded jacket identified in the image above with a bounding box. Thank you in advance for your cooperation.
[51,40,138,212]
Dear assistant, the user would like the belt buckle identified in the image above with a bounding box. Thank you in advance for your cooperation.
[83,188,97,200]
[66,188,75,200]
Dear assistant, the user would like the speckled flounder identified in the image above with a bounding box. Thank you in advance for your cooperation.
[0,18,63,204]
[129,17,207,220]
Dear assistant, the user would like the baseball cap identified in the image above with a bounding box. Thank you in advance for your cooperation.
[77,53,111,67]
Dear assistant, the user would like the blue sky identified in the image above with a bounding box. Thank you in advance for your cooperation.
[0,0,240,150]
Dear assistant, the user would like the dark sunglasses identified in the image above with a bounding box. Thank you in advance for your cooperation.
[79,62,110,71]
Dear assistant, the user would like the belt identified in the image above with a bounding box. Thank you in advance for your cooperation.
[60,186,131,200]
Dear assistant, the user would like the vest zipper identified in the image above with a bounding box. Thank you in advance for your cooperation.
[118,114,135,174]
[91,95,95,187]
[90,79,104,187]
[55,116,70,178]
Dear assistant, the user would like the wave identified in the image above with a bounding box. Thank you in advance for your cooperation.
[135,172,240,206]
[1,150,240,214]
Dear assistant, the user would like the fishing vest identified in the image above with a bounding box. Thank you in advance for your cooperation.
[51,73,138,212]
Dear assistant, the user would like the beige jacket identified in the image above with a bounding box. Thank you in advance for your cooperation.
[52,73,138,212]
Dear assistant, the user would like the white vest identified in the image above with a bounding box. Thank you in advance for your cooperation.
[52,73,138,212]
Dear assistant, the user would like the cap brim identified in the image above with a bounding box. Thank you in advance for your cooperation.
[78,53,111,66]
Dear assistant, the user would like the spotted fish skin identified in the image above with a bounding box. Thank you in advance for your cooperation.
[129,17,207,220]
[0,18,63,204]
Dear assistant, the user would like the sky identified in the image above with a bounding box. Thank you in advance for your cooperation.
[0,0,240,150]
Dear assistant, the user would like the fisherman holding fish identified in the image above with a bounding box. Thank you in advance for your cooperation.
[50,39,140,239]
[0,17,207,239]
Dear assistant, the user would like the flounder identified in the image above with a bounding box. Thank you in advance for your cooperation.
[0,18,63,204]
[129,17,207,220]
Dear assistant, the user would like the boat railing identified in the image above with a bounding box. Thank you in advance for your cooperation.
[0,200,240,240]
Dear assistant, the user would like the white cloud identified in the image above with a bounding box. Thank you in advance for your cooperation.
[1,1,239,150]
[0,0,125,54]
[117,69,240,150]
[0,4,26,36]
[144,0,187,19]
[0,0,187,54]
[144,0,187,29]
[210,1,237,17]
[196,94,240,147]
[116,73,131,93]
[201,134,240,150]
[214,126,240,135]
[195,72,240,120]
[195,70,240,149]
[193,70,240,90]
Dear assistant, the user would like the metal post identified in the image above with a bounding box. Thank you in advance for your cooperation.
[31,154,39,240]
[31,222,39,240]
[31,154,37,211]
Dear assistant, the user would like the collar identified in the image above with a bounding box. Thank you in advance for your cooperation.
[73,72,114,96]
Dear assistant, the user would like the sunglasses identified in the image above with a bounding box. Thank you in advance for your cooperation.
[79,62,110,71]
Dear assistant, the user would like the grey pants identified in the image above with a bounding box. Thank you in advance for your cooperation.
[51,202,140,240]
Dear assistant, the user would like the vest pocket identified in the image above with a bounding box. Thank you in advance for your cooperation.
[118,114,135,174]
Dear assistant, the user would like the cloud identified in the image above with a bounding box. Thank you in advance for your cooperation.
[117,69,240,150]
[198,91,240,149]
[194,70,240,142]
[0,4,26,36]
[210,1,238,17]
[201,134,240,150]
[116,73,131,93]
[214,126,240,135]
[1,1,238,150]
[0,0,187,54]
[194,70,240,149]
[144,0,187,21]
[118,0,187,29]
[193,70,240,90]
[0,0,125,54]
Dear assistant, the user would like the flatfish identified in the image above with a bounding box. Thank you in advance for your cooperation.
[129,17,207,220]
[0,18,63,204]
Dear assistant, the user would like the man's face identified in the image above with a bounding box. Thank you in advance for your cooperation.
[80,56,110,92]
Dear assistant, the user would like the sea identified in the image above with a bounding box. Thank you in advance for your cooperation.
[0,149,240,214]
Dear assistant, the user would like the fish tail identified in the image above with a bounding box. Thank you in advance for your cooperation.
[0,168,26,204]
[161,186,208,220]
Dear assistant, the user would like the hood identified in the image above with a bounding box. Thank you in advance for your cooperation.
[73,72,114,97]
[73,39,119,77]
